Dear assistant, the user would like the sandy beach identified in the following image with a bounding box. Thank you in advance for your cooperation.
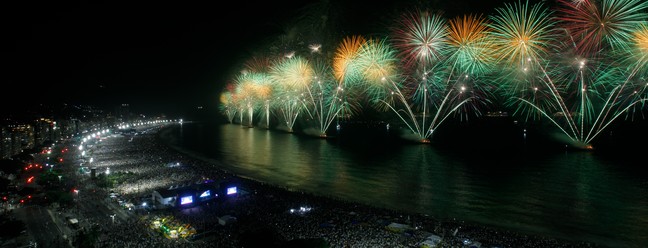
[64,122,598,248]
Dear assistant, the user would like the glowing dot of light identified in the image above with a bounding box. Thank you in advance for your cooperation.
[309,44,322,53]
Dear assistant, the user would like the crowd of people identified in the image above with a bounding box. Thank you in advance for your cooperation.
[61,123,597,248]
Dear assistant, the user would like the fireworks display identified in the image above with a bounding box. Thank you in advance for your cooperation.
[556,0,648,57]
[218,0,647,148]
[488,0,555,69]
[447,14,495,76]
[391,9,449,72]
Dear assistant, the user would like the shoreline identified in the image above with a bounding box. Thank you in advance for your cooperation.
[154,123,599,248]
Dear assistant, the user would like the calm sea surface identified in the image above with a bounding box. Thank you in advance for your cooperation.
[161,120,648,248]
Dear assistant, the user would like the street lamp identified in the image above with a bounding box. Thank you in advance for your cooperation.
[110,214,116,224]
[58,175,62,183]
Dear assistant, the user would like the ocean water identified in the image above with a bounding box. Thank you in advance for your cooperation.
[161,120,648,248]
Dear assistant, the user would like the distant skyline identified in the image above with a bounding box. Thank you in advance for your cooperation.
[6,0,549,117]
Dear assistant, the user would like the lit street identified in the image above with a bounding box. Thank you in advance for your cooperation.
[13,205,71,248]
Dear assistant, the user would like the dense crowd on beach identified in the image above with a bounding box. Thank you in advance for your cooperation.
[64,123,597,248]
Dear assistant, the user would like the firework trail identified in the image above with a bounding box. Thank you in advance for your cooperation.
[219,90,237,123]
[234,72,273,127]
[493,0,648,149]
[217,0,646,148]
[270,56,314,132]
[391,9,448,72]
[300,58,350,137]
[556,0,648,58]
[379,10,493,142]
[330,35,367,126]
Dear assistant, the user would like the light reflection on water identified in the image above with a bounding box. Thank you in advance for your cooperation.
[163,122,648,248]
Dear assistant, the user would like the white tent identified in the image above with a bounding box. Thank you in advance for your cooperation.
[218,215,237,226]
[418,234,442,248]
[386,222,413,233]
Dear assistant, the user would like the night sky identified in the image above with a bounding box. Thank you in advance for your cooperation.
[6,0,544,118]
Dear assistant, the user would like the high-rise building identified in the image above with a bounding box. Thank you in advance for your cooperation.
[34,118,54,147]
[0,126,10,159]
[116,104,132,122]
[57,119,76,139]
[9,124,34,155]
